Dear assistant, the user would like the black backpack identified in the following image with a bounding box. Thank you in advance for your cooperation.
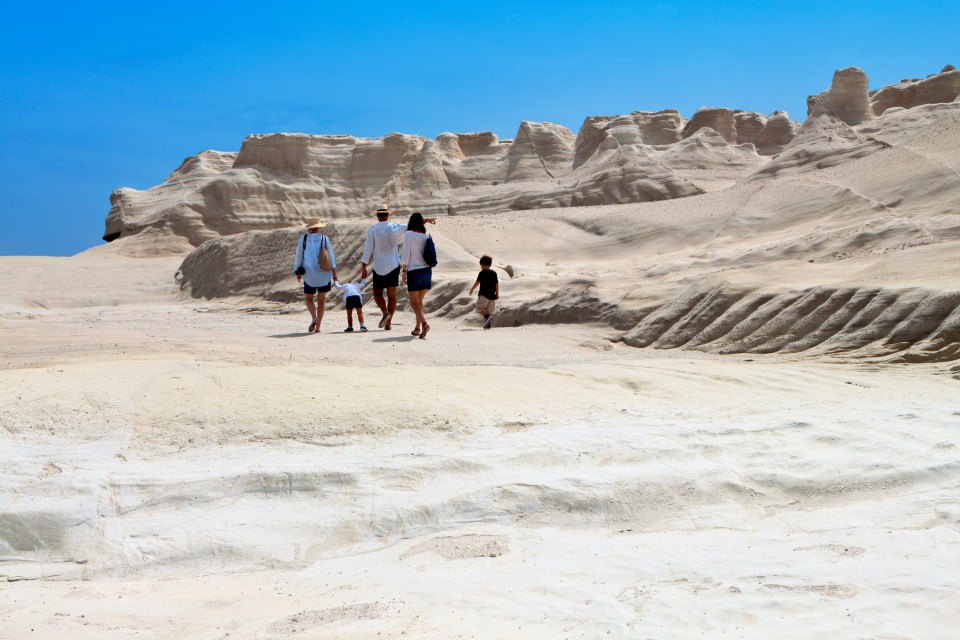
[423,235,438,268]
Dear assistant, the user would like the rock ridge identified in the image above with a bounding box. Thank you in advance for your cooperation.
[103,65,958,252]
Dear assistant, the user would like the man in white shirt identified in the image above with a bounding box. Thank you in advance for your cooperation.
[360,204,436,330]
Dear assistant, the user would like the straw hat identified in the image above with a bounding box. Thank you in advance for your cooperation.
[303,217,325,230]
[373,203,392,217]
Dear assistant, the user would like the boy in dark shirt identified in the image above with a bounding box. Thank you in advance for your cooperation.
[469,255,499,329]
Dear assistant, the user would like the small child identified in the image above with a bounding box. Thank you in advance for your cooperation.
[468,255,499,329]
[334,278,368,332]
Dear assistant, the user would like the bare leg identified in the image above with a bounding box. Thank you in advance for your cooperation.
[415,290,430,338]
[373,288,388,315]
[357,308,365,324]
[408,291,422,334]
[347,308,354,327]
[304,293,317,331]
[410,290,427,329]
[386,286,398,317]
[315,291,327,330]
[418,289,429,327]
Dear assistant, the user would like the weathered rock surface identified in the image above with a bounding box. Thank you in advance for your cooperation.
[870,67,960,116]
[753,112,887,178]
[758,111,798,154]
[105,65,960,257]
[682,107,738,143]
[807,66,872,125]
[650,128,765,191]
[572,110,685,168]
[620,284,960,362]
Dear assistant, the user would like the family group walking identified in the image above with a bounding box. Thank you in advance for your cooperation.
[293,204,499,337]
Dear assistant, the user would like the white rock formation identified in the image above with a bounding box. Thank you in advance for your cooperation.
[103,65,960,261]
[806,66,873,125]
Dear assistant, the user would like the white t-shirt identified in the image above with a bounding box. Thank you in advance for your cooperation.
[334,279,366,298]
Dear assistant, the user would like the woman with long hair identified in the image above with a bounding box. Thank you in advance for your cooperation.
[400,212,433,338]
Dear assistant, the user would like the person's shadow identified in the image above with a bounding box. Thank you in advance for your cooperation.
[371,335,418,343]
[269,332,315,338]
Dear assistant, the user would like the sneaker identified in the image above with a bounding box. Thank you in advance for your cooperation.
[359,325,368,332]
[344,326,354,333]
[483,315,494,330]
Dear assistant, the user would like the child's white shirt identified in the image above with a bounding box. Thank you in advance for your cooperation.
[334,279,366,298]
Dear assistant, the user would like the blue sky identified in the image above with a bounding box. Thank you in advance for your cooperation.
[1,0,957,256]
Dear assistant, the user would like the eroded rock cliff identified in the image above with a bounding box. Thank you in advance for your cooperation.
[104,65,957,256]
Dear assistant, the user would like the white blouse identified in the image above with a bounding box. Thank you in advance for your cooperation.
[400,231,432,271]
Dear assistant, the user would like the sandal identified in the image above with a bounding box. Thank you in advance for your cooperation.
[419,323,430,339]
[308,319,317,333]
[411,327,421,336]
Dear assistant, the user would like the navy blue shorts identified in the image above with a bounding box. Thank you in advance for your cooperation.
[406,267,432,292]
[345,295,362,309]
[304,282,332,295]
[372,266,401,290]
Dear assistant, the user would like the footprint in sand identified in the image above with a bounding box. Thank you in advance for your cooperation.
[400,534,509,561]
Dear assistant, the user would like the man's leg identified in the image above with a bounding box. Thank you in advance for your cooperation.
[373,287,388,316]
[386,286,398,328]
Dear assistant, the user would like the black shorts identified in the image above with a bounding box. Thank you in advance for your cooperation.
[345,295,362,310]
[304,282,332,294]
[406,267,432,292]
[372,266,401,290]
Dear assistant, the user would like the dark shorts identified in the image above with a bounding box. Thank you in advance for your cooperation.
[407,267,432,292]
[304,282,332,295]
[345,295,362,310]
[372,266,401,290]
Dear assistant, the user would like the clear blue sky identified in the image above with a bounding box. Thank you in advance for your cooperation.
[1,0,957,256]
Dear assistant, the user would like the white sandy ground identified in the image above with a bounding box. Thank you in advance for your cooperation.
[1,257,960,639]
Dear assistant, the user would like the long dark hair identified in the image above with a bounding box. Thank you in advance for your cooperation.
[407,212,426,233]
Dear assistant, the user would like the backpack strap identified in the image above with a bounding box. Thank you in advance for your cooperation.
[298,234,308,270]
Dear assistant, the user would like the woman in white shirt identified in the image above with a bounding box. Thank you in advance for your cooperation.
[293,218,338,333]
[400,212,433,338]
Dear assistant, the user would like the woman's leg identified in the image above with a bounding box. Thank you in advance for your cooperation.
[417,290,429,326]
[413,290,428,333]
[408,289,423,332]
[418,289,430,338]
[304,293,317,330]
[315,291,327,330]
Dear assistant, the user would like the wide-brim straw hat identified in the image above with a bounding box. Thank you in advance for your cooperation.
[303,217,325,229]
[372,203,392,216]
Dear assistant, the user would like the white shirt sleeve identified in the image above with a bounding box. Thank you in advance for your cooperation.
[360,228,374,265]
[400,232,411,267]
